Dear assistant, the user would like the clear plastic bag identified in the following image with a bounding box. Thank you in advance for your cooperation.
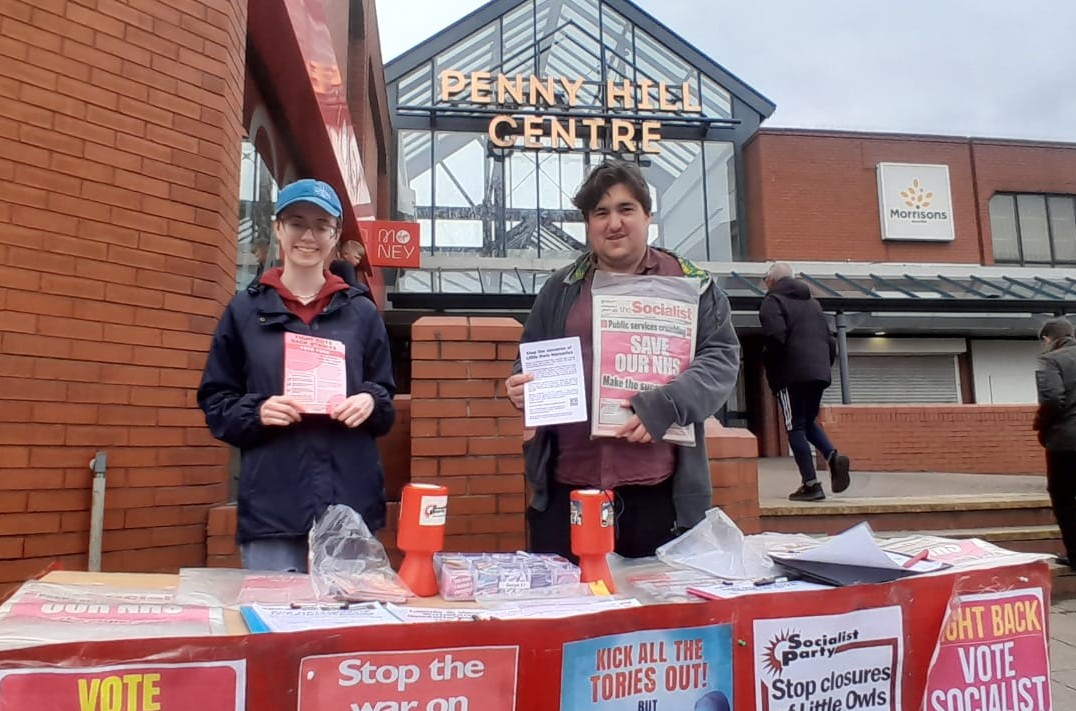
[607,555,718,604]
[656,507,776,580]
[308,504,412,603]
[175,568,319,608]
[0,580,224,651]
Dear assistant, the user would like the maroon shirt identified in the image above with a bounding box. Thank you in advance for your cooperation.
[554,248,684,489]
[259,267,349,324]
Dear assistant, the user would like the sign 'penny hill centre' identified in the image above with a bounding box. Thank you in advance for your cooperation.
[439,71,703,154]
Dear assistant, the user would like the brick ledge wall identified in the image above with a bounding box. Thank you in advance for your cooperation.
[206,422,761,566]
[819,404,1044,474]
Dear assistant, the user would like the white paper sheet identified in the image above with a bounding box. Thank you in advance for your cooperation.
[245,602,400,632]
[519,336,588,427]
[687,579,831,600]
[483,597,641,619]
[384,604,481,623]
[788,522,948,573]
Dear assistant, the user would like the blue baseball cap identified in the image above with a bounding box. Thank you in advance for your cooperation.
[274,179,343,219]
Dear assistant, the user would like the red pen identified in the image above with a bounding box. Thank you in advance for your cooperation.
[903,549,929,569]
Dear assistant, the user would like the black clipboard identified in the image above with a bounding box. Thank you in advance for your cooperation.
[770,551,951,587]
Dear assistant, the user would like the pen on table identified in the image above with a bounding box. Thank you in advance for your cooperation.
[753,576,789,587]
[902,549,930,569]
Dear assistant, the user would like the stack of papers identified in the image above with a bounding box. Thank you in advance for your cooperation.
[240,595,645,632]
[770,522,950,586]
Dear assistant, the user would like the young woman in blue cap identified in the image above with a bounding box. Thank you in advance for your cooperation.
[198,178,396,572]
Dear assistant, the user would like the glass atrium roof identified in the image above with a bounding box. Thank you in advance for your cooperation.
[386,0,774,116]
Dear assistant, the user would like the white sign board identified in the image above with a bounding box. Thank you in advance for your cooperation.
[755,605,904,711]
[877,162,955,241]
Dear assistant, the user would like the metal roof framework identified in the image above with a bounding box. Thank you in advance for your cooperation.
[384,0,776,261]
[384,0,776,120]
[386,0,774,185]
[388,268,1076,316]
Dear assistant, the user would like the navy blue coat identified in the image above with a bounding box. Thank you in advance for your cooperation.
[197,282,396,544]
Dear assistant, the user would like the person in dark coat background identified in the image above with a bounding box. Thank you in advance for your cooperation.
[198,179,395,572]
[1033,317,1076,571]
[759,262,850,501]
[327,238,370,296]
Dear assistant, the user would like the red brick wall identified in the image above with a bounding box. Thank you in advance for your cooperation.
[970,140,1076,265]
[379,395,411,501]
[0,0,246,593]
[408,316,528,553]
[205,505,239,568]
[819,405,1044,474]
[744,130,982,264]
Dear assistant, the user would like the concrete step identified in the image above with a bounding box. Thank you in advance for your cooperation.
[760,493,1055,535]
[1051,563,1076,602]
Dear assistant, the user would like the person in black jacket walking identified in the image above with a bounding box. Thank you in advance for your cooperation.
[759,263,850,501]
[198,179,396,572]
[1033,318,1076,571]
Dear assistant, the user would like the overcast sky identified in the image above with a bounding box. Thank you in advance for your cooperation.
[374,0,1076,143]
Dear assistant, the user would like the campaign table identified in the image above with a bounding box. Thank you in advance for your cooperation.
[0,562,1054,711]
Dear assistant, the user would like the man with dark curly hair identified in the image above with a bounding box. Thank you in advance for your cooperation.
[504,161,741,559]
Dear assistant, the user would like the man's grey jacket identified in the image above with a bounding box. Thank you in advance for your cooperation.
[513,250,741,531]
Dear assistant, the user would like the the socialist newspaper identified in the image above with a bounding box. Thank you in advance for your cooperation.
[590,272,700,445]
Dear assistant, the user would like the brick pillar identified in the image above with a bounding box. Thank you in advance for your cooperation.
[410,316,525,553]
[706,421,761,534]
[205,505,239,568]
[0,0,247,592]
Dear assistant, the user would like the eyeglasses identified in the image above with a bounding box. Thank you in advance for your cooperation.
[279,217,338,240]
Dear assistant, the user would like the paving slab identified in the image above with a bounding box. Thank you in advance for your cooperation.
[1053,602,1076,701]
[1050,678,1076,706]
[758,457,1047,501]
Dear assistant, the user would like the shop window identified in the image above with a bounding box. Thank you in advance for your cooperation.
[989,193,1076,265]
[644,140,705,260]
[704,143,736,261]
[237,139,280,291]
[397,128,735,260]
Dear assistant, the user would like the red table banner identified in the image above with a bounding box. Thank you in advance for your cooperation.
[0,562,1052,711]
[0,660,245,711]
[297,645,518,711]
[921,586,1051,711]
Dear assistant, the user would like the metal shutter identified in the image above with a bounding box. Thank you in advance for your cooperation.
[822,355,959,404]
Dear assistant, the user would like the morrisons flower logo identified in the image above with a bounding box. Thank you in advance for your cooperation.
[900,179,933,209]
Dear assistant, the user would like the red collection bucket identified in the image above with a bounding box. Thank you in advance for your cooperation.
[569,488,616,592]
[396,483,448,597]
